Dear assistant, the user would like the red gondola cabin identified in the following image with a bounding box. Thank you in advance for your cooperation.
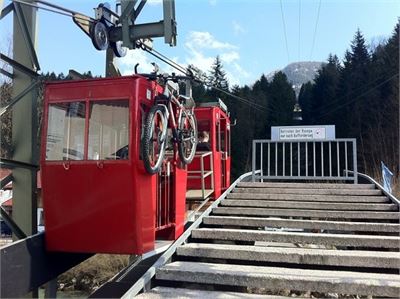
[187,100,231,201]
[41,76,186,254]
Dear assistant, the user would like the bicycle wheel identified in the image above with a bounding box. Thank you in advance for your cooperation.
[178,110,198,164]
[142,105,168,174]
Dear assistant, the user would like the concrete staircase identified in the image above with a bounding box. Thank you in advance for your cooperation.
[141,182,400,298]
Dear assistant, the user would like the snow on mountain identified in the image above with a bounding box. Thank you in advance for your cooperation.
[267,61,325,96]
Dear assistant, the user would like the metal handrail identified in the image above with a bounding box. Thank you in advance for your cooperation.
[121,170,260,298]
[187,151,214,199]
[344,170,400,206]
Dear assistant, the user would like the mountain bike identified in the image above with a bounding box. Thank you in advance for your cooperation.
[141,74,198,174]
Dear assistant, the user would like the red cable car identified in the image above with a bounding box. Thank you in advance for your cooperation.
[187,100,231,202]
[41,76,187,254]
[41,75,232,254]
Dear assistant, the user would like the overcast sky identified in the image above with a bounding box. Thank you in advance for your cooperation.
[1,0,399,86]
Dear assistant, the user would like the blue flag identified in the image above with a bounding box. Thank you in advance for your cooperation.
[381,161,393,194]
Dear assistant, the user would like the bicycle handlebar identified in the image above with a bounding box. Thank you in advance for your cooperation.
[134,64,202,83]
[140,73,197,83]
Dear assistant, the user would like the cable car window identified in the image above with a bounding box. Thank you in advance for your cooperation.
[197,120,210,132]
[46,102,86,161]
[88,100,129,160]
[220,130,226,152]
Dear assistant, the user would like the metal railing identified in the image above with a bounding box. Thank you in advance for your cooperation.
[252,139,358,183]
[155,161,172,231]
[187,151,214,199]
[345,170,399,206]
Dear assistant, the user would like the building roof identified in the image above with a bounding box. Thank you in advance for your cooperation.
[0,170,41,189]
[2,199,12,207]
[0,169,12,189]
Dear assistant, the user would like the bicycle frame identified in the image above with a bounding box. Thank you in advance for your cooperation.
[141,73,198,172]
[159,81,192,142]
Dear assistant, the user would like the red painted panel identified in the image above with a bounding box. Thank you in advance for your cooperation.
[172,165,187,238]
[41,76,158,254]
[43,163,138,253]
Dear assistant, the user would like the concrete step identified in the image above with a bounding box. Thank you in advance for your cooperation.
[191,228,400,248]
[156,261,400,297]
[136,287,292,299]
[177,243,400,269]
[233,188,382,196]
[203,216,400,233]
[213,207,400,220]
[227,193,389,203]
[221,200,398,211]
[238,182,376,189]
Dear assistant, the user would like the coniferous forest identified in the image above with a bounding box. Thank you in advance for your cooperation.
[1,23,399,185]
[192,23,399,182]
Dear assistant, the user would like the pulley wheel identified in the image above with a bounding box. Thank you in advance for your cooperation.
[91,21,109,51]
[111,41,127,57]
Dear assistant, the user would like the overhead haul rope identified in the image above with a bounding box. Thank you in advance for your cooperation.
[298,0,301,62]
[11,0,95,23]
[310,0,322,60]
[279,0,290,64]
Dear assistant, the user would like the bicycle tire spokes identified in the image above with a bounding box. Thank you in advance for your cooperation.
[142,106,167,174]
[178,111,198,164]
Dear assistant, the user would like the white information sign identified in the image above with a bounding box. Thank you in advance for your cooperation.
[280,127,325,140]
[271,125,335,141]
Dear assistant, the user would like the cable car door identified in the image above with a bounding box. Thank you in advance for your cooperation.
[218,117,230,190]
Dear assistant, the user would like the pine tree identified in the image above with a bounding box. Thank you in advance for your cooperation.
[267,71,296,127]
[367,22,399,173]
[310,54,341,125]
[335,29,371,138]
[298,82,314,124]
[251,74,269,138]
[208,56,229,99]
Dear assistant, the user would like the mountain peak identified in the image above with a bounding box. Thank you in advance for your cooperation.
[267,61,325,95]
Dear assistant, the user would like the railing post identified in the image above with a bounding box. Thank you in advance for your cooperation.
[313,142,316,177]
[290,142,293,177]
[252,140,256,182]
[267,142,270,177]
[210,153,214,192]
[353,139,358,184]
[297,142,300,176]
[344,141,348,178]
[321,142,324,177]
[305,142,308,177]
[329,141,332,177]
[275,143,278,176]
[283,143,285,177]
[337,141,340,177]
[200,155,205,198]
[260,143,263,182]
